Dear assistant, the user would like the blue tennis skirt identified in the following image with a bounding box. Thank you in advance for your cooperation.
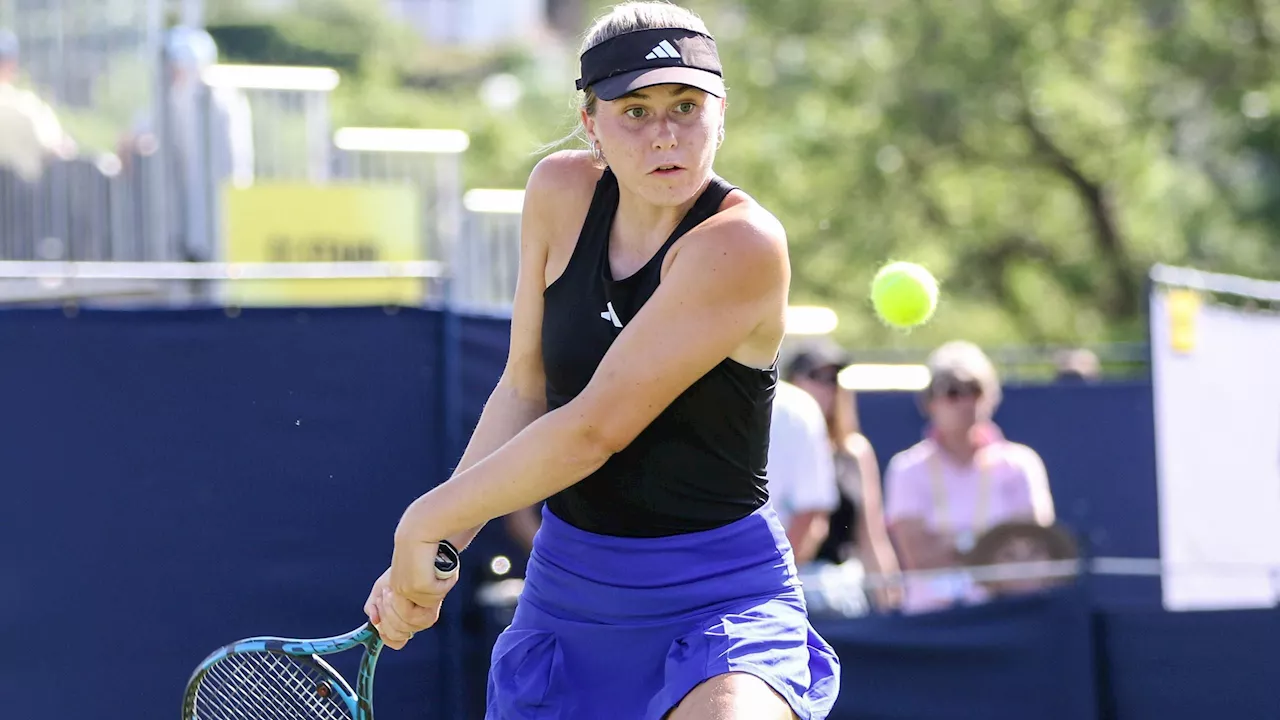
[485,502,841,719]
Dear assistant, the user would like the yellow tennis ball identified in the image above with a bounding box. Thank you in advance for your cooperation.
[870,261,938,328]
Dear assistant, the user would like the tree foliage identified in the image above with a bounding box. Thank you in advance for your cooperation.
[696,0,1280,348]
[208,0,1280,349]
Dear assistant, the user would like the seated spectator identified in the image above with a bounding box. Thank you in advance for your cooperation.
[884,340,1056,614]
[0,29,73,183]
[766,380,840,566]
[785,341,900,603]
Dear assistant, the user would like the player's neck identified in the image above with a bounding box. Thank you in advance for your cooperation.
[610,178,709,257]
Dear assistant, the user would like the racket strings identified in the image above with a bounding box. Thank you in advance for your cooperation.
[193,651,354,720]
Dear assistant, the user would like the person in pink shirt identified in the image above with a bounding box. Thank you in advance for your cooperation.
[884,340,1056,614]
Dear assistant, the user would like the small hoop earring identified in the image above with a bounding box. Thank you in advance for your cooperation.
[590,140,604,163]
[717,127,726,148]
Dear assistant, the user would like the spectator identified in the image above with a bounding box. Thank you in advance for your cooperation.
[884,340,1056,614]
[1054,347,1101,383]
[785,340,900,602]
[765,380,840,566]
[123,26,254,261]
[0,29,72,183]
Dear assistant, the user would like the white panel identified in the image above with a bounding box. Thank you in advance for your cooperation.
[1151,285,1280,611]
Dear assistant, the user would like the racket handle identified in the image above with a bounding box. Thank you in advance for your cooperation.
[434,539,460,579]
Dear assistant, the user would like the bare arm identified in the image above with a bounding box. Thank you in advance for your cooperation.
[786,511,830,565]
[439,154,566,551]
[846,435,900,578]
[397,208,789,545]
[445,386,545,551]
[888,520,958,571]
[367,153,577,646]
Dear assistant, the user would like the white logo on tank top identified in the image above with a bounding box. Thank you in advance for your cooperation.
[600,302,623,328]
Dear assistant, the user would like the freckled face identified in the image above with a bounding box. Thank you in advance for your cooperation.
[584,83,724,207]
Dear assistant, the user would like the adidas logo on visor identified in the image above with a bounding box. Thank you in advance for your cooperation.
[645,40,680,60]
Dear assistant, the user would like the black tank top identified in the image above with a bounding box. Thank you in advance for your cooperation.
[541,169,776,537]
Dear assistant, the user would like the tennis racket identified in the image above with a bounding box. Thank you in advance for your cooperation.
[181,540,460,720]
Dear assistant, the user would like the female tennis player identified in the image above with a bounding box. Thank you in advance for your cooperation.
[366,3,840,718]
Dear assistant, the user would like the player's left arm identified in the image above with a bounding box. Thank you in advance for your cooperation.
[396,210,787,545]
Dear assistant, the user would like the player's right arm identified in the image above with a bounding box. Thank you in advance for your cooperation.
[367,153,584,647]
[442,155,580,553]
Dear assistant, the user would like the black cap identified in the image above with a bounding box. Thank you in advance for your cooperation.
[576,27,724,101]
[784,339,853,381]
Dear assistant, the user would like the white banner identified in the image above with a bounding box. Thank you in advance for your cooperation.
[1151,281,1280,611]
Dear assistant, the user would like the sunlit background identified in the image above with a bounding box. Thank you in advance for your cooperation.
[2,1,1279,718]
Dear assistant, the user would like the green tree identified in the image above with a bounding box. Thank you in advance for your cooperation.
[204,0,1280,350]
[693,0,1280,349]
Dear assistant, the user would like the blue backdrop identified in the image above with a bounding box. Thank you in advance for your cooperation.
[0,308,455,719]
[1,307,1275,720]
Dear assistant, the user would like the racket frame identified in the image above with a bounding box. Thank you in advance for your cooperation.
[181,540,461,720]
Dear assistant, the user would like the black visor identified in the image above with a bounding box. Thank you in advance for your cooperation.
[576,27,724,101]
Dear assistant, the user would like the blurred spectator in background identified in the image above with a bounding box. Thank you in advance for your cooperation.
[1054,347,1101,383]
[0,29,73,183]
[765,380,839,566]
[785,340,900,603]
[122,26,253,261]
[885,340,1056,614]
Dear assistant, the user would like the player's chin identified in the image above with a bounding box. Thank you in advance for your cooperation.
[640,171,705,206]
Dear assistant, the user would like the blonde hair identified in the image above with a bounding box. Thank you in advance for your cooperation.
[541,2,714,159]
[926,340,1003,417]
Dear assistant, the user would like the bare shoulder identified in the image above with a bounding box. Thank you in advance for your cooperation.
[677,189,788,275]
[716,188,787,249]
[525,151,602,279]
[660,188,788,367]
[526,150,601,207]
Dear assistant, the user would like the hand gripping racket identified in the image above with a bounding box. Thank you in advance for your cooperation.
[181,540,460,720]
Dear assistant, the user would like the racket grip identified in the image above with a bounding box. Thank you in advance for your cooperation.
[434,539,460,579]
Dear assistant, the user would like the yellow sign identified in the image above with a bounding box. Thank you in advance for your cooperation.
[222,183,424,306]
[1166,288,1202,354]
